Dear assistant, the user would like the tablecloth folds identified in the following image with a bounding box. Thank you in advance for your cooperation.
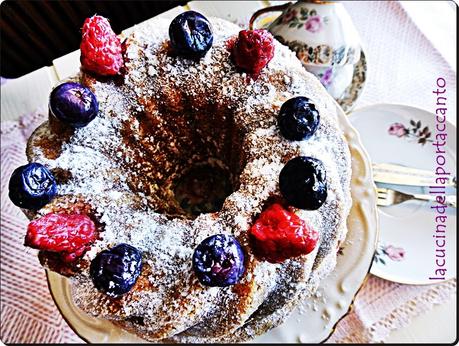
[0,110,456,344]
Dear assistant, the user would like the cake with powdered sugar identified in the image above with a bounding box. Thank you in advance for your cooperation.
[8,12,352,342]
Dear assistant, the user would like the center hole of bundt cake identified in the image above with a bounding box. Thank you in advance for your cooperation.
[173,162,233,216]
[124,99,246,219]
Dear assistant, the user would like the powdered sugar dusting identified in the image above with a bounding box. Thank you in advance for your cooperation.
[25,17,352,342]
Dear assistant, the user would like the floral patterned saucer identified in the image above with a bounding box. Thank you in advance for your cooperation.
[334,49,366,113]
[349,104,457,284]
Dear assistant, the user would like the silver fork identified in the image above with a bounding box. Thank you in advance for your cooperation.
[376,187,456,208]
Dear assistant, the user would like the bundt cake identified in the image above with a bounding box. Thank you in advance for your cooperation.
[9,11,352,342]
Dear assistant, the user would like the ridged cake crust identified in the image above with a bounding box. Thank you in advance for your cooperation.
[25,17,352,342]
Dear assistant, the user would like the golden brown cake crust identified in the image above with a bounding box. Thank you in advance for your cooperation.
[25,17,352,342]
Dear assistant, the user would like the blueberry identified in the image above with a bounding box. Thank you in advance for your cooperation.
[49,82,98,128]
[193,234,245,287]
[90,244,143,297]
[278,96,320,141]
[8,163,57,210]
[279,156,327,210]
[169,11,213,59]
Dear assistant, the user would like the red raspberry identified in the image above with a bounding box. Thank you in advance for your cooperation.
[25,213,97,263]
[249,203,319,263]
[80,15,123,76]
[232,29,275,75]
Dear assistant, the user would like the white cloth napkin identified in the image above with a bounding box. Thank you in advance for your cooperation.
[400,0,456,72]
[343,1,456,121]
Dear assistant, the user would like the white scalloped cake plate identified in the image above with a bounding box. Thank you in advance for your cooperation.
[349,104,456,285]
[46,103,379,343]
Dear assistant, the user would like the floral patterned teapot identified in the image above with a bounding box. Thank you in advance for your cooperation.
[250,1,362,99]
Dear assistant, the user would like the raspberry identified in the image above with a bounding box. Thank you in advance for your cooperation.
[25,213,97,263]
[80,15,123,76]
[249,203,318,263]
[231,29,274,75]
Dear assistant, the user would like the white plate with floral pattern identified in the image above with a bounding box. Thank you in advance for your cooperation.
[349,103,457,285]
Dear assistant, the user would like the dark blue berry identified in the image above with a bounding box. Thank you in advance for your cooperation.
[169,11,213,59]
[90,244,143,297]
[193,234,245,287]
[49,82,98,128]
[8,163,57,210]
[278,96,320,141]
[279,156,327,210]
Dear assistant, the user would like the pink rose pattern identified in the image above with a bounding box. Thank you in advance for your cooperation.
[282,9,297,23]
[276,7,328,33]
[305,16,323,33]
[374,244,406,265]
[388,119,432,145]
[388,123,407,137]
[384,245,406,261]
[319,67,334,87]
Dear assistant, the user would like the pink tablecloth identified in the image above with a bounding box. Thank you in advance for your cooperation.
[0,110,456,343]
